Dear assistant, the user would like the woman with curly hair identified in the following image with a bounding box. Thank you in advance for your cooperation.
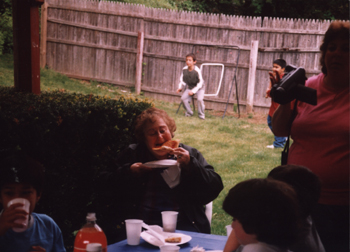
[99,107,223,243]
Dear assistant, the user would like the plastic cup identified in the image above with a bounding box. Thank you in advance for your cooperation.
[226,224,233,237]
[160,245,180,252]
[161,211,178,233]
[7,198,30,232]
[125,219,143,245]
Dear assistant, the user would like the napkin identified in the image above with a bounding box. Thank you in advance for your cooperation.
[191,246,205,252]
[160,163,181,188]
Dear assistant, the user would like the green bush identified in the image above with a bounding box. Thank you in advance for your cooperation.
[0,87,152,249]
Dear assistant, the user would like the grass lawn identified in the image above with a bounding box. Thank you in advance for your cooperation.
[0,54,282,236]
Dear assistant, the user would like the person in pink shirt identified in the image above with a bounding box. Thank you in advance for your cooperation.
[271,21,349,252]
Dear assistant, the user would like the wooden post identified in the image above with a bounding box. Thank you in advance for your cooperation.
[246,40,259,113]
[40,1,48,68]
[135,31,144,95]
[12,0,43,94]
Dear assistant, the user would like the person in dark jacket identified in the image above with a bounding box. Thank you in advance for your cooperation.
[98,107,223,244]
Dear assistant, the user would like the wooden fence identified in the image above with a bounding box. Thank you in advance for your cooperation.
[41,0,335,114]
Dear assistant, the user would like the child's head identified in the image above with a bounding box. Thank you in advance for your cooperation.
[272,58,286,75]
[0,152,45,214]
[267,164,321,218]
[223,178,299,249]
[185,53,197,68]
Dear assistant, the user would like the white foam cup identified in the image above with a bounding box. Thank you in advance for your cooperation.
[7,198,30,232]
[160,245,180,252]
[226,224,233,237]
[125,219,143,245]
[161,211,178,233]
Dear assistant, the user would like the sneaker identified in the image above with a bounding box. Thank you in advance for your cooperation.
[266,145,275,149]
[185,112,193,117]
[199,117,205,120]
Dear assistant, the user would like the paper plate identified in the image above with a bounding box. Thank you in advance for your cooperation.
[143,160,177,168]
[141,231,192,247]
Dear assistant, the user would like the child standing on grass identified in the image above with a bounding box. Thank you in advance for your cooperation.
[223,178,300,252]
[265,59,287,149]
[176,53,205,120]
[0,152,66,252]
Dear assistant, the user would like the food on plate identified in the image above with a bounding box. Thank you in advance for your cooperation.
[153,139,180,153]
[165,236,182,243]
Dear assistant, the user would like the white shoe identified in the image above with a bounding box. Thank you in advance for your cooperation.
[266,145,275,149]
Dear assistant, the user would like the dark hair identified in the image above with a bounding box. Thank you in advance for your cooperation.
[273,58,286,69]
[186,53,196,62]
[320,21,350,75]
[134,107,176,142]
[0,152,45,195]
[223,178,300,249]
[267,165,321,218]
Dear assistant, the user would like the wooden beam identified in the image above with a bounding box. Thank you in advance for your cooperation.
[12,0,43,94]
[40,1,48,68]
[246,40,259,113]
[135,31,144,95]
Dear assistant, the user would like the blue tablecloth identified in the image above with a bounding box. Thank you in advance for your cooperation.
[107,230,227,251]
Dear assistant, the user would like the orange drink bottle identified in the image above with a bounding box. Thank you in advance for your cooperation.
[73,213,107,252]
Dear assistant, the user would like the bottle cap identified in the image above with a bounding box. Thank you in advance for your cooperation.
[86,213,96,221]
[86,243,102,252]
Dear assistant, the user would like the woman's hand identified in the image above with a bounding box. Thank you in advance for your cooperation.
[130,162,152,174]
[172,148,190,166]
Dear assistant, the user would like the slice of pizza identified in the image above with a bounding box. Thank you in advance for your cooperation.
[152,139,180,153]
[165,236,182,243]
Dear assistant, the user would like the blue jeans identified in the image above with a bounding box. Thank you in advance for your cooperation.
[267,115,287,148]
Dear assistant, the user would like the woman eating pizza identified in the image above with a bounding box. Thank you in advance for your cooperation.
[98,107,223,244]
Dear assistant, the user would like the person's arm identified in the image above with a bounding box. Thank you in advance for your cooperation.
[98,144,151,191]
[224,229,241,252]
[177,68,186,93]
[172,144,223,205]
[271,103,293,137]
[265,73,273,98]
[190,66,204,94]
[51,219,66,252]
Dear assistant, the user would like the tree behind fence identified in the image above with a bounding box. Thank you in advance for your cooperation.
[44,0,335,113]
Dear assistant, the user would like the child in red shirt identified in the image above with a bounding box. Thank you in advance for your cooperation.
[265,59,287,148]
